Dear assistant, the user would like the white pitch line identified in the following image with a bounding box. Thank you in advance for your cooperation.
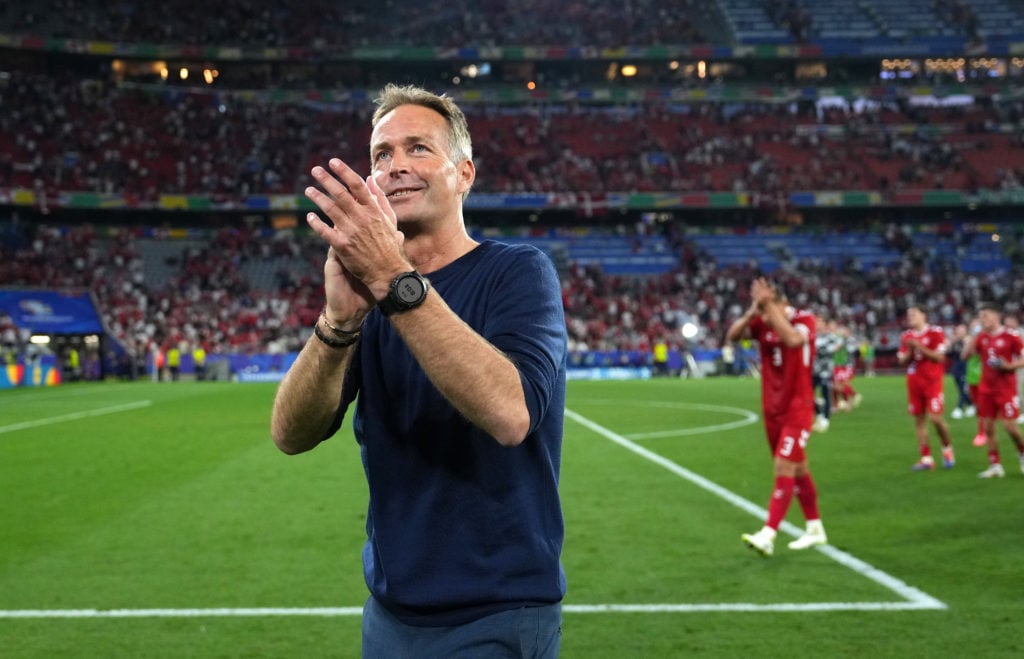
[0,608,364,619]
[0,400,153,435]
[0,600,942,619]
[563,407,946,611]
[565,601,940,613]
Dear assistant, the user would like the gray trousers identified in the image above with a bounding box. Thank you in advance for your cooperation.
[361,595,562,659]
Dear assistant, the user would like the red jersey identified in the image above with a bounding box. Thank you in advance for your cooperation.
[897,325,947,384]
[749,309,816,418]
[975,328,1023,397]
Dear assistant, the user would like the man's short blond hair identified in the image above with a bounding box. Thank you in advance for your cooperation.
[372,84,473,165]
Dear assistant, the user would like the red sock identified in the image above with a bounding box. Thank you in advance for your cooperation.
[766,476,796,530]
[988,448,1001,465]
[794,474,820,521]
[920,445,933,458]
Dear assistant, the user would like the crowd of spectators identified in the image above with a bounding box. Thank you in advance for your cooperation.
[0,72,311,201]
[0,219,329,373]
[561,222,1024,357]
[0,0,708,48]
[4,218,1022,376]
[2,0,1006,49]
[3,70,1024,205]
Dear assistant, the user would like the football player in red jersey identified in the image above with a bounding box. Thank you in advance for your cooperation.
[897,305,955,470]
[961,301,1024,478]
[727,278,826,557]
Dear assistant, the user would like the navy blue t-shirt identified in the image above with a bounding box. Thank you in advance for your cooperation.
[328,239,567,626]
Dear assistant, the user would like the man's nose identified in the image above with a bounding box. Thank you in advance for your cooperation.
[385,151,409,174]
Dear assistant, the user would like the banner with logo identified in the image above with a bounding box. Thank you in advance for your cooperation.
[0,290,103,334]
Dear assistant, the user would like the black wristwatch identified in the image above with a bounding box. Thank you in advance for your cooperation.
[378,271,430,316]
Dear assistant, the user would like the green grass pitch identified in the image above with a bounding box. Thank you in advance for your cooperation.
[1,375,1021,657]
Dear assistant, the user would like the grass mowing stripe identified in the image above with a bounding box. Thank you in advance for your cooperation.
[564,407,947,611]
[0,400,153,434]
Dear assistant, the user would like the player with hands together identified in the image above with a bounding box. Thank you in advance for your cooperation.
[727,278,827,557]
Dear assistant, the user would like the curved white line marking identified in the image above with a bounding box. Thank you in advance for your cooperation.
[576,399,760,440]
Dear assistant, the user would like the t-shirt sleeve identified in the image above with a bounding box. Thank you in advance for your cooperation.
[483,246,567,436]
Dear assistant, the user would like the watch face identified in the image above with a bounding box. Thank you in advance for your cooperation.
[395,274,427,305]
[380,271,428,316]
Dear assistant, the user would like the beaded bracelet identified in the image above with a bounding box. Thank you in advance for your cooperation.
[313,322,359,349]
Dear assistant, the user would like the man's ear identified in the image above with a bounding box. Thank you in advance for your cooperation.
[457,158,475,196]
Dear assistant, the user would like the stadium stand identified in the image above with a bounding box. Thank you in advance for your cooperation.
[4,218,1021,366]
[0,0,712,48]
[2,76,1022,202]
[717,0,795,44]
[4,1,1024,380]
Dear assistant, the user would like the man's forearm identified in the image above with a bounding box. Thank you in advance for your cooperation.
[726,307,757,343]
[271,332,354,454]
[389,292,531,448]
[763,302,803,347]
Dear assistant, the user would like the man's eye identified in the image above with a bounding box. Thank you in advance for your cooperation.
[375,151,391,161]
